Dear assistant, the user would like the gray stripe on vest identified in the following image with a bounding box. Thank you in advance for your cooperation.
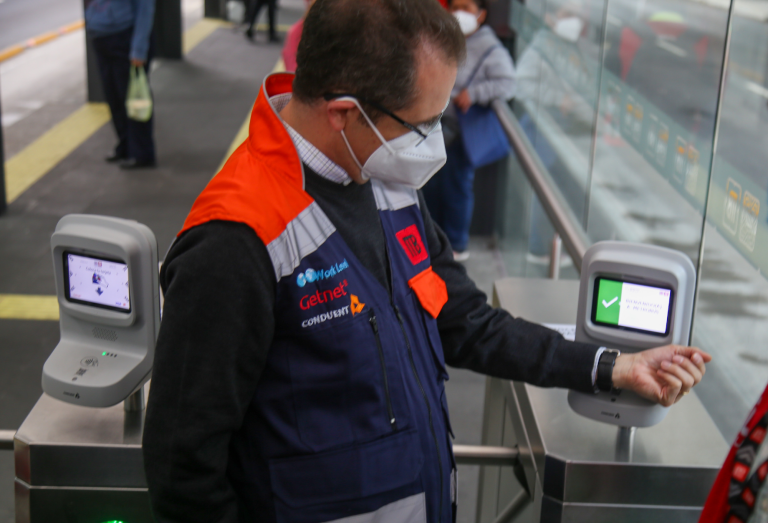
[371,179,419,211]
[267,201,336,281]
[322,493,427,523]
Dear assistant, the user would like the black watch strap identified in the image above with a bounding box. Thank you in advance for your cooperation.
[596,349,620,392]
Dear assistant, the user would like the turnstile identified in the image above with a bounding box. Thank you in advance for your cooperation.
[12,277,728,522]
[14,390,152,523]
[477,277,728,523]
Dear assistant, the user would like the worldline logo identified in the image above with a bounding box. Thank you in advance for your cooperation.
[297,259,350,287]
[300,280,349,310]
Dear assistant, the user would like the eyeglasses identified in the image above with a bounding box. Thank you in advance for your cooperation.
[323,93,445,143]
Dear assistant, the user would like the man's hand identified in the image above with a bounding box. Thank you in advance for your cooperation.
[453,89,472,113]
[131,58,146,67]
[612,346,712,407]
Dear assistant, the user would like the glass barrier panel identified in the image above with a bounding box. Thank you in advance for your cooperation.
[693,1,768,440]
[503,0,604,275]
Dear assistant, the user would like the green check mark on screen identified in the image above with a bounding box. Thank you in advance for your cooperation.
[595,279,623,325]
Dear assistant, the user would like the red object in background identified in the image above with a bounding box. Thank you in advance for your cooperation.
[438,0,449,8]
[619,27,642,81]
[281,19,304,72]
[699,384,768,523]
[695,36,709,67]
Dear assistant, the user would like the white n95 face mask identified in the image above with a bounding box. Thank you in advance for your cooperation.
[454,10,479,35]
[339,98,447,190]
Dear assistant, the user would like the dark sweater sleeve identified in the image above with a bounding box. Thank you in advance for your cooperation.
[417,193,599,393]
[143,221,276,523]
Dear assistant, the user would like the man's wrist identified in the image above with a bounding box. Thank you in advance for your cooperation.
[611,353,631,390]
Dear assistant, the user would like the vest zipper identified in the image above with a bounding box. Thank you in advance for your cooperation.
[369,309,397,431]
[394,305,444,523]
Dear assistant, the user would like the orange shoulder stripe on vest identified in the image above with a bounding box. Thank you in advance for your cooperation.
[179,73,312,246]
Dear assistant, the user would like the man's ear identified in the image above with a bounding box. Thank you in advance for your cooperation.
[477,9,487,26]
[326,100,358,132]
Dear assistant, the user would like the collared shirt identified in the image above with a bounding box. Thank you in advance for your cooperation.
[270,93,352,186]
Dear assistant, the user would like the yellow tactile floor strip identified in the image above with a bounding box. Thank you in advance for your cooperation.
[3,18,229,205]
[1,19,234,321]
[0,295,59,321]
[0,20,85,64]
[217,57,286,172]
[4,103,112,202]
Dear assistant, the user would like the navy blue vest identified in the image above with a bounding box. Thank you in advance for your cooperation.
[228,180,455,523]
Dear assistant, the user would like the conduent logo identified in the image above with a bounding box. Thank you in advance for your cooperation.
[301,293,366,328]
[299,280,349,310]
[296,259,350,287]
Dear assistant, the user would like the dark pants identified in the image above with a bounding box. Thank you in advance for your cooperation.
[422,140,475,252]
[91,26,156,164]
[246,0,277,37]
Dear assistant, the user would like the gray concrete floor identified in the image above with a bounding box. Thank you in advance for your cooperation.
[445,237,508,523]
[0,7,298,521]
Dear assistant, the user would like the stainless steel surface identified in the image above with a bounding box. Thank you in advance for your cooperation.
[483,277,729,522]
[124,386,146,412]
[15,393,146,488]
[548,234,562,280]
[453,444,519,466]
[615,426,636,462]
[493,100,589,272]
[0,430,14,450]
[15,479,154,523]
[492,491,530,523]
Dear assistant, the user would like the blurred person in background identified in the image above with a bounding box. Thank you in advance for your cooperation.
[281,0,316,71]
[422,0,515,261]
[515,4,584,265]
[245,0,280,43]
[85,0,157,169]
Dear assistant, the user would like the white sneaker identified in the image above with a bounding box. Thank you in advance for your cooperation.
[453,250,470,262]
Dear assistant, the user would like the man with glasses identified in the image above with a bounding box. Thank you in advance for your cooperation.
[143,1,711,522]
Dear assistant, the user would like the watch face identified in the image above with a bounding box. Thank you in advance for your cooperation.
[591,277,673,337]
[64,252,131,313]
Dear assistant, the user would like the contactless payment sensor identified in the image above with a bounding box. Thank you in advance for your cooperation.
[42,215,160,408]
[568,241,696,428]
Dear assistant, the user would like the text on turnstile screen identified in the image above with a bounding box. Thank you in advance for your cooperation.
[590,276,673,336]
[63,252,131,312]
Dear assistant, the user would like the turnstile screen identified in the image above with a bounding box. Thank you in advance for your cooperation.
[591,277,673,336]
[64,252,131,312]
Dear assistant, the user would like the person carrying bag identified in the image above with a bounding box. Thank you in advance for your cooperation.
[422,0,516,260]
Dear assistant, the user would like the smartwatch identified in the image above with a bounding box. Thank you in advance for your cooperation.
[596,349,621,392]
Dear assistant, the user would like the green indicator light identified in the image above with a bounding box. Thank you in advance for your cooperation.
[102,352,107,356]
[101,521,125,523]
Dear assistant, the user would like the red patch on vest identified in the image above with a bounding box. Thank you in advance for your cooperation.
[396,225,428,265]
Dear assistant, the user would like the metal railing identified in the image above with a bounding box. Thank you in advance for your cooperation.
[453,444,519,466]
[473,101,593,521]
[492,99,589,274]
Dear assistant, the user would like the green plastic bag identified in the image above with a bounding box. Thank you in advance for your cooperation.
[126,65,153,122]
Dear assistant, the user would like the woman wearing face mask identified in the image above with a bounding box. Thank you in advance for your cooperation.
[422,0,516,261]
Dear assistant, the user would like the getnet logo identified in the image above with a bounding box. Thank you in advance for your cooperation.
[296,259,350,287]
[301,291,366,328]
[300,280,350,310]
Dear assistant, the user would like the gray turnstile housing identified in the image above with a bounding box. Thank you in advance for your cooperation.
[14,391,152,523]
[13,277,728,522]
[477,278,727,523]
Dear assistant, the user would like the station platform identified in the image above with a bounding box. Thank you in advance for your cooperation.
[0,6,501,522]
